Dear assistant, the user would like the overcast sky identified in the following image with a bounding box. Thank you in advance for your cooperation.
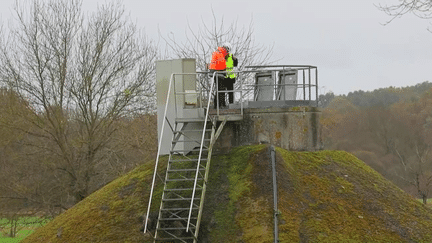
[1,0,431,95]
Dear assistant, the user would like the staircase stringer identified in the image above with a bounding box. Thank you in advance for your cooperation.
[193,117,227,242]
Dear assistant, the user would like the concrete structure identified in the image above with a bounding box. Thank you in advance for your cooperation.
[156,58,321,154]
[213,107,321,153]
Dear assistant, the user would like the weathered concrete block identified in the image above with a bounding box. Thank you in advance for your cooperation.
[213,106,321,153]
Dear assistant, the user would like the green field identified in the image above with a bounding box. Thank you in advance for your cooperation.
[416,198,432,204]
[0,217,49,243]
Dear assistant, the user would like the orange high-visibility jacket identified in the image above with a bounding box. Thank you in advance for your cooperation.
[208,47,228,71]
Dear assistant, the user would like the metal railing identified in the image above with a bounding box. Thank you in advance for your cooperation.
[167,66,318,118]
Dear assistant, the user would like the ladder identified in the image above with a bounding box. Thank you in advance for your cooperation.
[153,116,226,242]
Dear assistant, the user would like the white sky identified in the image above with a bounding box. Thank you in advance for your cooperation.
[1,0,431,95]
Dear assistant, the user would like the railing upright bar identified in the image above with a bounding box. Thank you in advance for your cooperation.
[308,67,311,102]
[303,69,306,101]
[216,72,219,116]
[316,68,319,106]
[240,72,243,116]
[173,75,178,119]
[186,72,216,232]
[144,73,174,233]
[199,75,203,110]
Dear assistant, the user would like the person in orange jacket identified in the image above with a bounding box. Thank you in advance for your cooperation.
[209,45,229,108]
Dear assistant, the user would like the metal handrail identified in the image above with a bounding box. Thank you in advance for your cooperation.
[144,74,175,233]
[186,71,217,232]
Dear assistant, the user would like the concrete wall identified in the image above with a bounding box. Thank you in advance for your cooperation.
[214,106,321,152]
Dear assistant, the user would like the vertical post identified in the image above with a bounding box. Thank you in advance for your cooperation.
[308,67,311,103]
[302,69,306,101]
[216,72,219,116]
[315,68,319,107]
[174,75,178,118]
[240,71,243,116]
[270,145,279,243]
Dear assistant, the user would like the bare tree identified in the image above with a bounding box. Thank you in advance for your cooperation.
[393,144,432,204]
[160,10,276,90]
[0,0,157,204]
[377,0,432,30]
[387,99,432,204]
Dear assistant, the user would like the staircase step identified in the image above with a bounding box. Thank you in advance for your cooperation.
[168,168,205,173]
[171,149,208,153]
[161,207,199,211]
[175,117,207,123]
[154,237,195,241]
[162,198,201,202]
[166,178,203,182]
[156,226,196,230]
[174,129,212,134]
[169,159,207,163]
[172,139,211,143]
[158,217,197,221]
[164,188,202,193]
[164,185,203,190]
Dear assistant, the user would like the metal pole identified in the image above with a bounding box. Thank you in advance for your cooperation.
[216,72,219,116]
[270,145,279,243]
[308,67,311,103]
[174,75,178,118]
[302,69,306,101]
[316,68,319,107]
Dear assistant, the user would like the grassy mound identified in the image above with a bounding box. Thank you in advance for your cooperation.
[23,145,432,242]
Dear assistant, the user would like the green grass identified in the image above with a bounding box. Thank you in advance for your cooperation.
[416,198,432,204]
[0,216,49,243]
[0,229,33,243]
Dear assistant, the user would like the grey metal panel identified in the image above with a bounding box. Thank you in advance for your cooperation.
[255,71,274,101]
[278,70,298,101]
[156,60,176,155]
[182,59,197,91]
[156,59,197,155]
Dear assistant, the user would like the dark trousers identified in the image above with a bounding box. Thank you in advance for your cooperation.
[225,77,235,104]
[213,75,227,108]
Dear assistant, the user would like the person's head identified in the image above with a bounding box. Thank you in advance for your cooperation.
[222,42,232,53]
[218,46,228,57]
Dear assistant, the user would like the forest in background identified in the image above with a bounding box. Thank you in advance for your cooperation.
[320,81,432,203]
[0,88,158,215]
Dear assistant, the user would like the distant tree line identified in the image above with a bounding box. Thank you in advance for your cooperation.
[319,81,432,108]
[321,81,432,203]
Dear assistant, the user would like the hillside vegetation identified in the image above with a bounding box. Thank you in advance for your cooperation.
[23,145,432,242]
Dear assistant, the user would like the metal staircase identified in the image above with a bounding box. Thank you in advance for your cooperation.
[153,117,226,242]
[145,72,227,243]
[145,63,318,241]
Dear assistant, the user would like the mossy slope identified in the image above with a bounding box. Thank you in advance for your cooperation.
[22,156,168,243]
[23,146,432,242]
